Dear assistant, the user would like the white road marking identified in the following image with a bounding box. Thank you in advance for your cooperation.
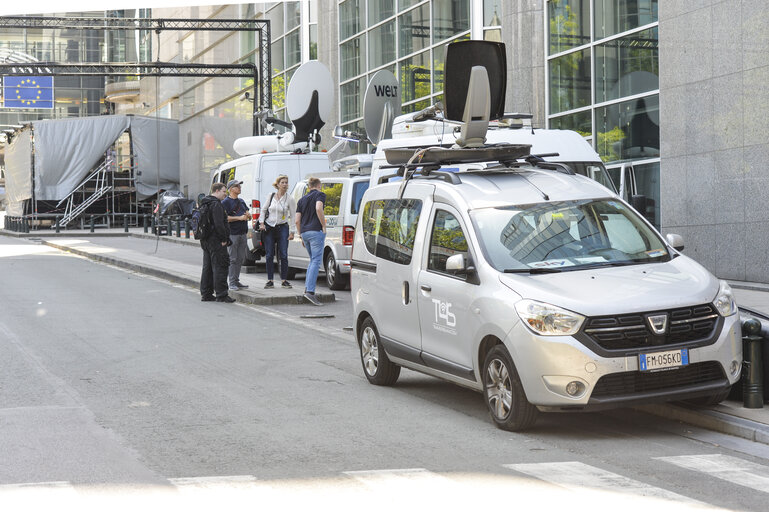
[504,461,701,503]
[656,454,769,494]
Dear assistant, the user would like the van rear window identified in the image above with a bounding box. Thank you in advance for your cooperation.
[351,181,370,214]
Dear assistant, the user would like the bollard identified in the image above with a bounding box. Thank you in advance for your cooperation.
[90,216,95,233]
[22,216,29,233]
[175,216,181,238]
[143,214,149,233]
[124,214,129,233]
[742,318,764,408]
[151,215,156,232]
[167,216,172,236]
[55,216,61,233]
[185,218,191,239]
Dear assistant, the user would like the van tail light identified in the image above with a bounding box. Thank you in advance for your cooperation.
[343,225,355,246]
[252,199,261,228]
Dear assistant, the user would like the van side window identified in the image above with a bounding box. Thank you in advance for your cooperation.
[361,199,422,265]
[292,183,308,203]
[428,210,468,273]
[350,181,369,214]
[322,182,343,216]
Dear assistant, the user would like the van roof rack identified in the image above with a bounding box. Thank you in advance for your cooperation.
[384,144,531,167]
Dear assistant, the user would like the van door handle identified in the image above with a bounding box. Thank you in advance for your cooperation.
[420,285,431,292]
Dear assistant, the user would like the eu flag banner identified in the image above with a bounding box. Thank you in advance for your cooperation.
[3,76,54,109]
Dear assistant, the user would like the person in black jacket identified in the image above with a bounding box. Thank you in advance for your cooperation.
[199,183,235,303]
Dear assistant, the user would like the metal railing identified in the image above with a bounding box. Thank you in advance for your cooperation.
[56,159,113,227]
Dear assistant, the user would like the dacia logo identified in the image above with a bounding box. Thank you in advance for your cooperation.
[647,314,668,335]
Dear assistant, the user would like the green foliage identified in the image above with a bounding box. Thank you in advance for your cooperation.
[323,184,342,216]
[597,126,626,163]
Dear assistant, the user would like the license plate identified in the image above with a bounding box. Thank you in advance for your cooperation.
[639,348,689,371]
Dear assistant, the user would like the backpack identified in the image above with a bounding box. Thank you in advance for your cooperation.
[191,201,212,240]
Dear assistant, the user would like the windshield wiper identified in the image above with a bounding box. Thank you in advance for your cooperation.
[574,260,643,270]
[503,267,564,274]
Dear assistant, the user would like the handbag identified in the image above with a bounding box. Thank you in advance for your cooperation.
[259,193,276,249]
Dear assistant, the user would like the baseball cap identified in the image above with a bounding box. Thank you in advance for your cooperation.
[227,179,243,189]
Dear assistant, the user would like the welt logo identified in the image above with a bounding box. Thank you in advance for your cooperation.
[373,84,398,98]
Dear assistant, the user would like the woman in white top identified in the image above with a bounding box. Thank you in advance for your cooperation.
[260,174,297,288]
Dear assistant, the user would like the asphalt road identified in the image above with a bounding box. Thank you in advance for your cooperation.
[2,235,769,511]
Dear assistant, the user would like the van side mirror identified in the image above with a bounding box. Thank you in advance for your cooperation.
[666,233,684,251]
[446,253,467,272]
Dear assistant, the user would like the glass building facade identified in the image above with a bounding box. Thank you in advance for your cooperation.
[547,0,660,225]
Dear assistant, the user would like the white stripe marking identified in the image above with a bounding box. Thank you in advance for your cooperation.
[656,454,769,494]
[505,461,700,503]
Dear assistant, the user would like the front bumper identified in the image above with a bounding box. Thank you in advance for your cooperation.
[507,313,742,410]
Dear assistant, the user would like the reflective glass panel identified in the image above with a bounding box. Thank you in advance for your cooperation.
[402,98,430,114]
[285,28,301,69]
[340,36,365,81]
[429,210,469,273]
[432,33,470,94]
[548,0,589,54]
[340,0,365,40]
[369,20,396,69]
[368,0,395,26]
[341,77,366,122]
[309,24,318,60]
[548,48,591,114]
[286,1,301,31]
[399,4,430,58]
[595,0,658,39]
[400,50,431,103]
[432,0,470,44]
[596,95,659,163]
[595,27,658,103]
[266,4,285,38]
[271,37,284,72]
[549,110,592,137]
[484,0,503,26]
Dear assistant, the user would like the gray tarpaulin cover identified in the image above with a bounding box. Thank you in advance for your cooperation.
[30,115,179,201]
[4,129,33,216]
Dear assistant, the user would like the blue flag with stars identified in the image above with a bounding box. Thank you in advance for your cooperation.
[3,76,54,109]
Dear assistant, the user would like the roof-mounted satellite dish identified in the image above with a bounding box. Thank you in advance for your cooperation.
[444,40,506,147]
[363,70,401,145]
[286,60,334,144]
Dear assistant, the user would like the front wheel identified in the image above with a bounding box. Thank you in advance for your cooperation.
[482,344,538,431]
[325,252,349,290]
[359,317,400,386]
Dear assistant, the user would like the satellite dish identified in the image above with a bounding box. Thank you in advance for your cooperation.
[444,40,506,122]
[363,70,401,145]
[286,60,334,143]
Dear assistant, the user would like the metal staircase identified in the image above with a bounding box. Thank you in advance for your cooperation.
[56,160,113,227]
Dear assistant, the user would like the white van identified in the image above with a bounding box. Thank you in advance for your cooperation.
[351,147,741,431]
[210,150,330,262]
[286,157,371,289]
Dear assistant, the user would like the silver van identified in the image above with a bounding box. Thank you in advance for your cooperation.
[287,167,370,289]
[350,158,741,431]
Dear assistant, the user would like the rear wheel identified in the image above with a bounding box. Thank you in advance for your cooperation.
[359,317,400,386]
[325,252,349,290]
[482,344,538,431]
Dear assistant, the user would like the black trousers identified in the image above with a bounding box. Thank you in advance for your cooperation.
[200,239,230,298]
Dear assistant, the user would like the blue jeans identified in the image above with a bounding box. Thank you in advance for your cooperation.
[301,230,325,293]
[264,223,290,281]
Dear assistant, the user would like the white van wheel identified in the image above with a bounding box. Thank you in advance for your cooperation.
[359,317,400,386]
[325,253,348,290]
[482,345,538,431]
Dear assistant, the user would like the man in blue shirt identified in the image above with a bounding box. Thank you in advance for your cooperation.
[295,177,326,306]
[221,179,251,290]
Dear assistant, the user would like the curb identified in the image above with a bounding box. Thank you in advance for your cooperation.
[636,403,769,445]
[39,239,335,306]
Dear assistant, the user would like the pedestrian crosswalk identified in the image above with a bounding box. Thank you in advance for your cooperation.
[0,454,768,509]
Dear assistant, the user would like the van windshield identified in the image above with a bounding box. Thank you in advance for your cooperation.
[470,199,670,273]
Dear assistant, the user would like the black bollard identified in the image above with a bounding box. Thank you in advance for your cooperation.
[151,215,156,233]
[742,318,764,408]
[167,216,172,236]
[23,216,29,233]
[185,218,191,239]
[90,216,95,233]
[175,216,181,238]
[143,214,149,233]
[55,216,61,233]
[124,214,129,233]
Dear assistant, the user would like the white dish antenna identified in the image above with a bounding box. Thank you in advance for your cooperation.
[286,60,334,144]
[363,70,401,145]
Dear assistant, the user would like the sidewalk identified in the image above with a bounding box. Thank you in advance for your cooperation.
[2,226,769,445]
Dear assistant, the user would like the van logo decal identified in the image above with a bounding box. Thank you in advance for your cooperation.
[432,298,457,335]
[647,314,668,335]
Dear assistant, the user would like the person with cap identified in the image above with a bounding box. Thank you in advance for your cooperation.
[222,179,251,291]
[200,182,235,303]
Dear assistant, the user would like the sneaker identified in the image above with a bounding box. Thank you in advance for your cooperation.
[264,281,274,289]
[215,295,236,303]
[303,292,322,306]
[228,285,239,291]
[281,280,292,288]
[236,283,249,289]
[201,295,216,302]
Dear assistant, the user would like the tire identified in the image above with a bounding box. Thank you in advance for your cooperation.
[358,317,400,386]
[325,252,349,290]
[686,387,731,407]
[482,344,538,431]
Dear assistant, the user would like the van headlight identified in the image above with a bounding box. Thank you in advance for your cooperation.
[515,299,585,336]
[713,281,738,317]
